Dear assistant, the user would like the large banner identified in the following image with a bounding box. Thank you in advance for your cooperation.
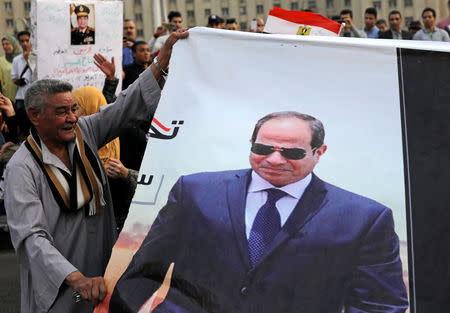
[99,29,450,313]
[31,0,122,90]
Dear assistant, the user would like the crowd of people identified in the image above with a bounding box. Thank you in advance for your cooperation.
[0,2,447,312]
[337,6,449,40]
[131,4,450,46]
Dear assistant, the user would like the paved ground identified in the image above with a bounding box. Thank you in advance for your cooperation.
[0,230,20,313]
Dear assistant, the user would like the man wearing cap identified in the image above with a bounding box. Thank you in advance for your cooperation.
[71,5,95,45]
[111,111,408,313]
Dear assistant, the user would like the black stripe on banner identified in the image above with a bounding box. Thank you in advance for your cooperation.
[398,47,450,313]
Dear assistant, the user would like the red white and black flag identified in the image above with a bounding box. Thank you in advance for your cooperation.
[264,7,343,36]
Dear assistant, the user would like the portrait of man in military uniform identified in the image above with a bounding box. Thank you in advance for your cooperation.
[70,4,95,45]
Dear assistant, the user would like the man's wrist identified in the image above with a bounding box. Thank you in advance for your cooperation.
[153,57,168,76]
[65,270,82,288]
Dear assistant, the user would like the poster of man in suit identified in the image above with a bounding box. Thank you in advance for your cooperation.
[110,111,408,313]
[96,28,423,313]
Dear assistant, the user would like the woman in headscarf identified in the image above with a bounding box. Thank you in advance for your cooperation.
[73,86,120,168]
[0,35,21,102]
[73,86,138,231]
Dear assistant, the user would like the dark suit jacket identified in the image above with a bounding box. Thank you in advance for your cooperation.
[110,170,408,313]
[378,29,412,40]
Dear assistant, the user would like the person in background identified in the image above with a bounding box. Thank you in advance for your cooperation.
[151,22,179,54]
[93,53,118,104]
[106,156,138,232]
[408,21,422,37]
[11,30,32,137]
[169,11,183,30]
[73,86,137,232]
[93,52,147,180]
[376,19,388,32]
[362,7,379,38]
[339,9,367,38]
[148,23,168,54]
[413,8,450,42]
[437,0,450,35]
[123,19,137,66]
[123,41,151,90]
[122,40,155,178]
[11,31,32,115]
[250,17,265,33]
[0,92,28,145]
[379,10,412,40]
[0,35,21,102]
[150,11,183,54]
[226,18,240,31]
[208,15,225,29]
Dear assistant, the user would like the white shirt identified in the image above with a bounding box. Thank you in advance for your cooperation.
[152,34,169,53]
[10,54,32,100]
[245,171,312,238]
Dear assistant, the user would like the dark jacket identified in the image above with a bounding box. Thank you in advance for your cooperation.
[378,29,413,40]
[110,170,408,313]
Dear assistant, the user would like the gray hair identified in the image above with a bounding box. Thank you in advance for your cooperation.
[251,111,325,149]
[24,79,73,113]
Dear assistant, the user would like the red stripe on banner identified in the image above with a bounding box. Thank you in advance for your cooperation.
[152,118,171,131]
[268,7,341,34]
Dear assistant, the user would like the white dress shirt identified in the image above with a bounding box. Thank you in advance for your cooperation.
[10,54,32,100]
[245,171,312,238]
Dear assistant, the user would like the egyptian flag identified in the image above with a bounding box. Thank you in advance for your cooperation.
[264,7,342,36]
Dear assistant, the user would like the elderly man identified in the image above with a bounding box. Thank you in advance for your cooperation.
[111,111,408,313]
[4,30,188,313]
[71,5,95,45]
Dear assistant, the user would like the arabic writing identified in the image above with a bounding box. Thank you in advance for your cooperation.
[53,48,68,55]
[137,175,154,186]
[148,120,184,140]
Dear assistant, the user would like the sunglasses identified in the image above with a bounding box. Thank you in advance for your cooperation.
[251,143,315,160]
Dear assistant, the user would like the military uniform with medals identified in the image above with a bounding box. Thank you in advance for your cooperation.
[71,5,95,45]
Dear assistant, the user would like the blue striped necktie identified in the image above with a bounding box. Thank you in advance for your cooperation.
[248,188,287,267]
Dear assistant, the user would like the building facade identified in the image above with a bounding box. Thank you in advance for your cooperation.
[0,0,31,39]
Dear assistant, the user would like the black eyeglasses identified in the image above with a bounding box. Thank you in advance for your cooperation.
[251,143,315,160]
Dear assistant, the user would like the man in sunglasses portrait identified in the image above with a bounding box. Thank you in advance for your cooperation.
[112,111,408,313]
